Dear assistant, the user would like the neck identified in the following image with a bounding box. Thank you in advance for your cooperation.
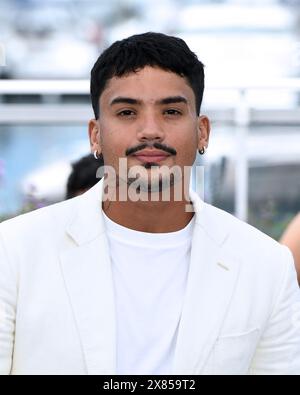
[101,179,194,233]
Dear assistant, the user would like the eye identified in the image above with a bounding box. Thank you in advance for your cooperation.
[164,109,182,116]
[117,109,136,117]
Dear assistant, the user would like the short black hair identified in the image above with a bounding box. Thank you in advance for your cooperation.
[90,32,205,119]
[66,153,104,199]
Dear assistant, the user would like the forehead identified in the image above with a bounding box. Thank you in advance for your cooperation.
[99,66,195,106]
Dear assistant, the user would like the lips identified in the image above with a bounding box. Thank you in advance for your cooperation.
[132,150,171,163]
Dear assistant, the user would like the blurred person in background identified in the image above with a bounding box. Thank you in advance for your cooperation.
[280,214,300,285]
[0,32,300,376]
[66,153,104,199]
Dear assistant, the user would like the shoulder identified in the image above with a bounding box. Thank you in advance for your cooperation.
[0,196,79,245]
[202,203,293,275]
[203,204,298,311]
[203,203,278,246]
[280,212,300,245]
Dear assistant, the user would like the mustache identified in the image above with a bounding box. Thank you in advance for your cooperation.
[126,142,177,157]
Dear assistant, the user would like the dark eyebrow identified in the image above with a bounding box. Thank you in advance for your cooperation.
[109,95,188,107]
[158,96,188,105]
[110,97,142,106]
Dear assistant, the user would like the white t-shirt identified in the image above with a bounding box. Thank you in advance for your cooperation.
[102,210,195,375]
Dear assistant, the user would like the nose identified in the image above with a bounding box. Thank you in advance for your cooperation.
[136,112,165,142]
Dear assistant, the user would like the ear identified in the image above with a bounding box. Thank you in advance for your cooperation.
[197,115,211,152]
[88,119,102,155]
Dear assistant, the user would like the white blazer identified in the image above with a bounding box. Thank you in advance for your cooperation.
[0,179,300,375]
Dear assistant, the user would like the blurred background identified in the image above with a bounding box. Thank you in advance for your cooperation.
[1,0,300,240]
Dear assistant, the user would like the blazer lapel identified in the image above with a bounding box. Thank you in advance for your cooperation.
[173,192,242,374]
[58,180,241,375]
[59,180,116,375]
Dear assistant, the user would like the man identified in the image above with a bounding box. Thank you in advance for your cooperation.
[0,32,300,375]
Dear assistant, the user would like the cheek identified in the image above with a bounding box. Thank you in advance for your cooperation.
[100,128,131,162]
[173,127,198,153]
[176,140,198,166]
[181,149,197,166]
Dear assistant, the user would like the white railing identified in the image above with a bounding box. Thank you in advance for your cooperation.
[2,78,300,94]
[1,79,300,222]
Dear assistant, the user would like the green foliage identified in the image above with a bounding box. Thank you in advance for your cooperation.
[248,200,297,241]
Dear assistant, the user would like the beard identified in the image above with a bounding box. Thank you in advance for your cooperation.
[126,163,178,193]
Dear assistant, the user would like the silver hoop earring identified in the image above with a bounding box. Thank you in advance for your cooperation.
[93,150,99,160]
